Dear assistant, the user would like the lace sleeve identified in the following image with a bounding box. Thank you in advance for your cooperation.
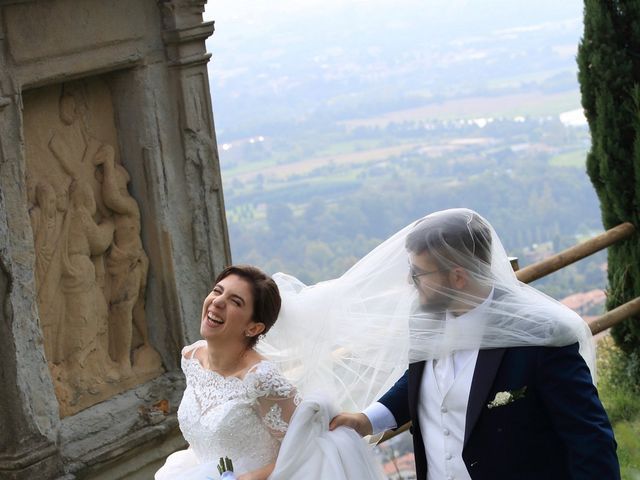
[248,362,302,440]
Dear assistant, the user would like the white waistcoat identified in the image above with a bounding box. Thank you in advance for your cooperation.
[419,351,478,480]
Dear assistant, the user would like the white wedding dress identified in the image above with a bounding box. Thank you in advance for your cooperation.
[155,340,384,480]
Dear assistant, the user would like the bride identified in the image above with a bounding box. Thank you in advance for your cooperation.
[154,264,385,480]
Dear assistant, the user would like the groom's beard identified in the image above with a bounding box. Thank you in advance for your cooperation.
[419,280,454,314]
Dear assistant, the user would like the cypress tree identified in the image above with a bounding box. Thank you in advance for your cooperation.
[577,0,640,378]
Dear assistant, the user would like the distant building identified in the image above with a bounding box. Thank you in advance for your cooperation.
[561,289,606,318]
[382,452,417,480]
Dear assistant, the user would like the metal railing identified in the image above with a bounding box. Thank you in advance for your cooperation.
[378,221,638,444]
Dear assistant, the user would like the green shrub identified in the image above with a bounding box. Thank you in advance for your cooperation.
[597,336,640,477]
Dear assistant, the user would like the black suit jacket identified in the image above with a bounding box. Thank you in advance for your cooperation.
[379,343,620,479]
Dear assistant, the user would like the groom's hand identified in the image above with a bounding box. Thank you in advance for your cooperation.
[329,412,373,437]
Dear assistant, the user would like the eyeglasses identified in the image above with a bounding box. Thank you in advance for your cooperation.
[409,265,444,287]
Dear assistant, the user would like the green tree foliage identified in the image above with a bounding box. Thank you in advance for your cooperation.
[227,152,602,288]
[578,0,640,369]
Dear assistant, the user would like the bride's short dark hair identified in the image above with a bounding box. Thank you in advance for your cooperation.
[215,265,281,347]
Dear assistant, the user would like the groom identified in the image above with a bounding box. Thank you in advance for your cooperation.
[330,210,619,479]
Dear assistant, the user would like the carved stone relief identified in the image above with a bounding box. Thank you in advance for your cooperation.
[23,77,163,417]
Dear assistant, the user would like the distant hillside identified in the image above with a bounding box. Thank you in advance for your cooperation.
[203,1,604,299]
[205,0,583,139]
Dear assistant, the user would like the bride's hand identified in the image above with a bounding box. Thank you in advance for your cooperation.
[237,462,274,480]
[329,412,373,436]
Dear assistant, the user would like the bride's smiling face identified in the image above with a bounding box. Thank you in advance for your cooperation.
[200,274,257,342]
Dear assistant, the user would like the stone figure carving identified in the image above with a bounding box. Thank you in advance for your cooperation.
[29,182,64,363]
[48,87,102,188]
[95,144,159,377]
[25,80,163,417]
[58,180,114,399]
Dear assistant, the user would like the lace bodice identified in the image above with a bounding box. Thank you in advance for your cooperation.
[177,341,300,475]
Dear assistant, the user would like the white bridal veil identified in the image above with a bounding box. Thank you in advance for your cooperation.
[259,208,595,411]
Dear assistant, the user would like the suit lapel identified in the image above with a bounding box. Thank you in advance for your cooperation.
[408,361,426,417]
[464,347,506,446]
[408,361,428,480]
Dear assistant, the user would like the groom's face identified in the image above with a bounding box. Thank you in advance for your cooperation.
[409,251,454,313]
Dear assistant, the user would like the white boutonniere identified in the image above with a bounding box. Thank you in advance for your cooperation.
[487,386,527,409]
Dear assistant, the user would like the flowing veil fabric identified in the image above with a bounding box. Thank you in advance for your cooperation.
[259,223,416,412]
[261,208,595,416]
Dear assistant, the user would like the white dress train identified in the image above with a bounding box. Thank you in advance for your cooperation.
[270,394,385,480]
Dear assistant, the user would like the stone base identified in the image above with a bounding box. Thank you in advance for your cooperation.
[67,425,186,480]
[0,442,63,480]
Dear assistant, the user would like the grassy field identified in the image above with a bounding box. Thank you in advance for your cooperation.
[313,138,391,157]
[341,90,582,129]
[225,136,496,183]
[230,143,424,181]
[220,90,582,185]
[549,149,588,168]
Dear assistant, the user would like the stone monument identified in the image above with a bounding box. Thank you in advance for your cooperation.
[0,1,230,478]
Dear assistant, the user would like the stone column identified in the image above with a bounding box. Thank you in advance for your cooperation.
[0,14,63,478]
[161,2,231,344]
